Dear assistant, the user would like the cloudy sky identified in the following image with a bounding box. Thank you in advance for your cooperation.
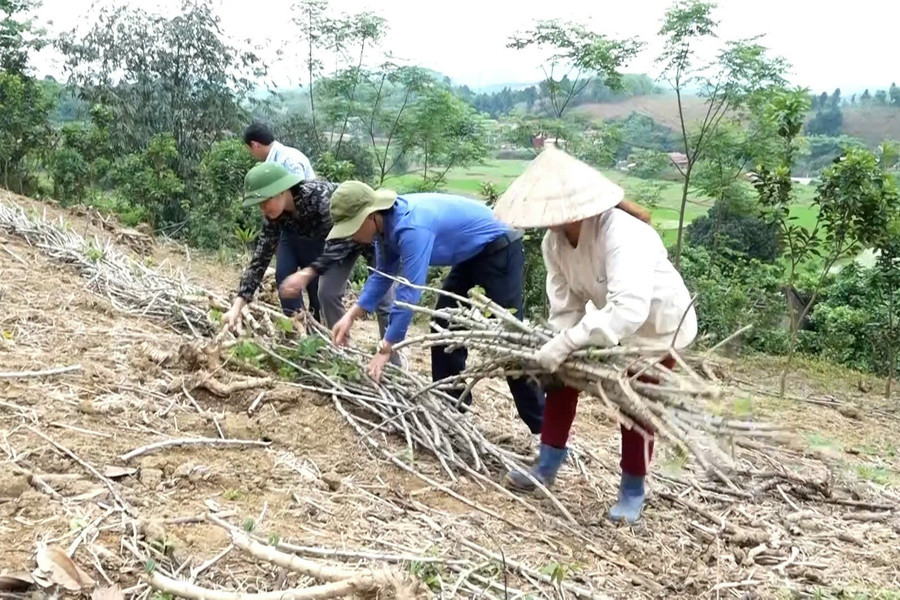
[31,0,899,93]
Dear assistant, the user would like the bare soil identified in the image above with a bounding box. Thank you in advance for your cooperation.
[1,189,899,599]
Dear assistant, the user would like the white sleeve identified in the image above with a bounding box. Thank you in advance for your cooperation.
[567,219,655,348]
[543,233,583,332]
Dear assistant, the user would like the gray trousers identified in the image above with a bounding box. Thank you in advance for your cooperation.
[317,251,390,333]
[317,251,400,365]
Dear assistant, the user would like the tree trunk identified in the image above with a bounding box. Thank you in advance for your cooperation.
[674,162,693,270]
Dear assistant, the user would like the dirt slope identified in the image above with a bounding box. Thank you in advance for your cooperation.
[1,189,899,599]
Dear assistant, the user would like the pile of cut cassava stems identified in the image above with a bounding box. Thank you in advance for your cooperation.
[0,194,783,510]
[268,272,785,498]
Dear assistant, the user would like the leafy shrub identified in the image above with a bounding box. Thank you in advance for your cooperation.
[188,138,257,249]
[0,73,53,194]
[685,199,780,262]
[111,133,186,230]
[680,244,788,354]
[627,148,669,179]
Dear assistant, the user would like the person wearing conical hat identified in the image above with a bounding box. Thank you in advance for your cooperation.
[222,163,401,365]
[325,181,546,435]
[495,146,697,524]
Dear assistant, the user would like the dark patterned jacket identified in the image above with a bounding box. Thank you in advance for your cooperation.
[236,181,371,302]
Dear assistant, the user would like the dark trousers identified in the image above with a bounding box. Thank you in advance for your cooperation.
[541,356,677,476]
[275,230,324,320]
[431,236,545,434]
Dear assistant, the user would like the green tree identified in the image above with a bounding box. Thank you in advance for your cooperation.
[658,0,788,268]
[627,148,669,179]
[359,63,432,185]
[1,0,45,74]
[855,143,900,395]
[507,19,642,153]
[890,83,900,107]
[874,90,888,106]
[58,1,264,175]
[860,89,871,104]
[397,86,490,188]
[188,138,257,249]
[110,133,186,230]
[0,0,53,193]
[508,20,642,120]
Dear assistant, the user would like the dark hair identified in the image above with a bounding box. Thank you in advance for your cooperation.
[243,122,275,146]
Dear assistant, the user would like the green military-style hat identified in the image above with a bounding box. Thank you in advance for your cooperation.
[243,162,303,207]
[327,180,397,240]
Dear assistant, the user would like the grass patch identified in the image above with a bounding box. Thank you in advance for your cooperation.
[856,464,894,486]
[806,432,843,453]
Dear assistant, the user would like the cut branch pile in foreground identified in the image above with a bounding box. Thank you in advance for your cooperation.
[0,199,283,339]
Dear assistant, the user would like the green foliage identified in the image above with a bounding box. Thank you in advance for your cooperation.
[223,489,244,501]
[49,142,90,205]
[57,0,263,173]
[479,181,500,207]
[616,113,680,158]
[686,200,780,262]
[657,0,789,268]
[48,104,115,205]
[522,231,549,319]
[680,244,788,354]
[315,149,358,183]
[508,19,644,118]
[409,561,443,593]
[188,138,257,249]
[110,133,186,229]
[0,72,53,194]
[539,562,571,585]
[1,0,45,75]
[806,106,843,136]
[628,148,669,179]
[230,341,265,366]
[398,86,491,186]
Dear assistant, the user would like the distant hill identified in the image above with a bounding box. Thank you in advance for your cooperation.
[468,82,541,94]
[576,96,900,147]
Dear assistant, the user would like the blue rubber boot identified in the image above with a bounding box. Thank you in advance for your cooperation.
[505,444,567,491]
[609,473,646,524]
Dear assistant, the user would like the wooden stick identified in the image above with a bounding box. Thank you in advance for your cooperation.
[120,438,271,462]
[27,426,134,515]
[0,365,81,378]
[147,571,379,600]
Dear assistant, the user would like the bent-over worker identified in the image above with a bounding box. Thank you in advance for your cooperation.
[494,147,697,524]
[324,181,547,434]
[222,163,401,365]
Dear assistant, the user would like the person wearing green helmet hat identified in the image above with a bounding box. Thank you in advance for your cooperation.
[322,180,546,435]
[223,163,399,365]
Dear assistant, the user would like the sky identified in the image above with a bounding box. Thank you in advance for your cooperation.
[30,0,900,94]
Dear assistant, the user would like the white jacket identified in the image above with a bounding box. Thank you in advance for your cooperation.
[543,209,697,351]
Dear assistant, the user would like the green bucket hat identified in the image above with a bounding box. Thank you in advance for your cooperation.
[243,162,303,207]
[327,181,397,240]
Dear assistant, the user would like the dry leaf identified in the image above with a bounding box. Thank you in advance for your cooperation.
[103,465,137,479]
[0,572,34,592]
[35,546,95,592]
[92,584,124,600]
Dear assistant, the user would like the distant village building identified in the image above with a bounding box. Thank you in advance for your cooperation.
[532,134,565,150]
[667,152,689,170]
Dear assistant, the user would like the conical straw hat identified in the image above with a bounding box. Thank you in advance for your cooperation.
[494,146,624,228]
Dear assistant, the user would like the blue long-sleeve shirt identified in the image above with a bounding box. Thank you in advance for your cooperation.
[356,193,513,343]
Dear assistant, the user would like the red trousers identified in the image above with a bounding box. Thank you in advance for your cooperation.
[540,356,676,477]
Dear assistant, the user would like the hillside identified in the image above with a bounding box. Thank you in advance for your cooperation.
[577,96,900,146]
[2,190,900,598]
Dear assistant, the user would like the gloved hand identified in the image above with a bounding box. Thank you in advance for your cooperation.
[536,330,578,372]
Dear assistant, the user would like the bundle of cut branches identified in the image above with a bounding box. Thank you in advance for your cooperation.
[0,200,281,338]
[381,277,788,490]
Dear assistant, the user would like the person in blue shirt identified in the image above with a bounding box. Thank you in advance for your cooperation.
[325,180,545,434]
